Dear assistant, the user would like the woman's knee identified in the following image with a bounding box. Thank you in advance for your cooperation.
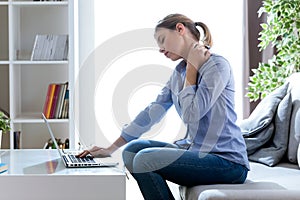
[123,139,144,152]
[132,150,152,173]
[122,139,177,171]
[122,139,149,170]
[123,139,145,159]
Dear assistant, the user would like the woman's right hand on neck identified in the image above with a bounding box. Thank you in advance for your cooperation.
[187,43,211,70]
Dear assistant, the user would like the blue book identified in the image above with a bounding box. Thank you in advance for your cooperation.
[0,163,8,174]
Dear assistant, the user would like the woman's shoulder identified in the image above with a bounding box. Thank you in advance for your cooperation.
[205,53,231,70]
[200,53,232,74]
[210,53,230,64]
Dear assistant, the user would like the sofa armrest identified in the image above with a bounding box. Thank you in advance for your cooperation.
[297,140,300,168]
[197,190,300,200]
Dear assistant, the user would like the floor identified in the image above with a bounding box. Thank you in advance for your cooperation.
[126,173,144,200]
[126,173,181,200]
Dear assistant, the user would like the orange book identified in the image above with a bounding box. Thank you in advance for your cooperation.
[50,84,61,119]
[45,84,56,118]
[43,84,52,117]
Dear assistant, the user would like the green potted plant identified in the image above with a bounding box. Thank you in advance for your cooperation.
[247,0,300,101]
[0,110,10,148]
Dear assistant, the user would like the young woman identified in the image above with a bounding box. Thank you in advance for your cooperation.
[78,13,249,200]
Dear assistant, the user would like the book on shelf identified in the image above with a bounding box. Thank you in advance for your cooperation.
[61,89,69,119]
[13,131,21,149]
[43,83,56,118]
[0,163,8,174]
[31,34,68,61]
[43,82,69,119]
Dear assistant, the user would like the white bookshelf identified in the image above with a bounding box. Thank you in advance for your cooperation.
[0,0,75,149]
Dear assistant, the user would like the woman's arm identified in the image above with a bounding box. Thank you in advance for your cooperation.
[184,62,198,87]
[120,81,174,142]
[179,55,231,123]
[78,80,174,158]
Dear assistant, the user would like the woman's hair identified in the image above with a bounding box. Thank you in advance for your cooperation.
[155,14,213,47]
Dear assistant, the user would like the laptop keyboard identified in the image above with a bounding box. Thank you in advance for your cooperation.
[68,155,96,164]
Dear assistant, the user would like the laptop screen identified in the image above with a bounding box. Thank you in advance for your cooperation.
[42,113,63,157]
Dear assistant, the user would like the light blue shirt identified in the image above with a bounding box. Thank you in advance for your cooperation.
[121,54,250,170]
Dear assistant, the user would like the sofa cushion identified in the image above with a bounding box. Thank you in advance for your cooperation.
[180,180,285,200]
[247,162,300,190]
[247,92,292,166]
[180,161,300,200]
[240,82,289,155]
[287,73,300,163]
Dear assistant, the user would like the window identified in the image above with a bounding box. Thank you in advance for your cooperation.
[79,0,245,144]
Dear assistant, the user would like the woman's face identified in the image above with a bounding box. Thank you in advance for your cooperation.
[154,26,185,61]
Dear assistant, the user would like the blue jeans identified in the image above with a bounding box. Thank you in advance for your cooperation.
[122,139,248,200]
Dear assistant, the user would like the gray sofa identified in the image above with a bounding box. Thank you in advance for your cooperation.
[179,73,300,200]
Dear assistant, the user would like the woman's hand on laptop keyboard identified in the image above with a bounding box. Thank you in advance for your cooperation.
[76,146,112,158]
[77,136,127,158]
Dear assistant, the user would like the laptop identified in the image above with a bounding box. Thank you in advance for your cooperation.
[42,113,118,168]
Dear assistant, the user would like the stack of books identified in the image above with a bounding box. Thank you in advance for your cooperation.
[31,34,68,61]
[43,82,69,119]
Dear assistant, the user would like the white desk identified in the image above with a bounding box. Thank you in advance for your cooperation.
[0,149,126,200]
